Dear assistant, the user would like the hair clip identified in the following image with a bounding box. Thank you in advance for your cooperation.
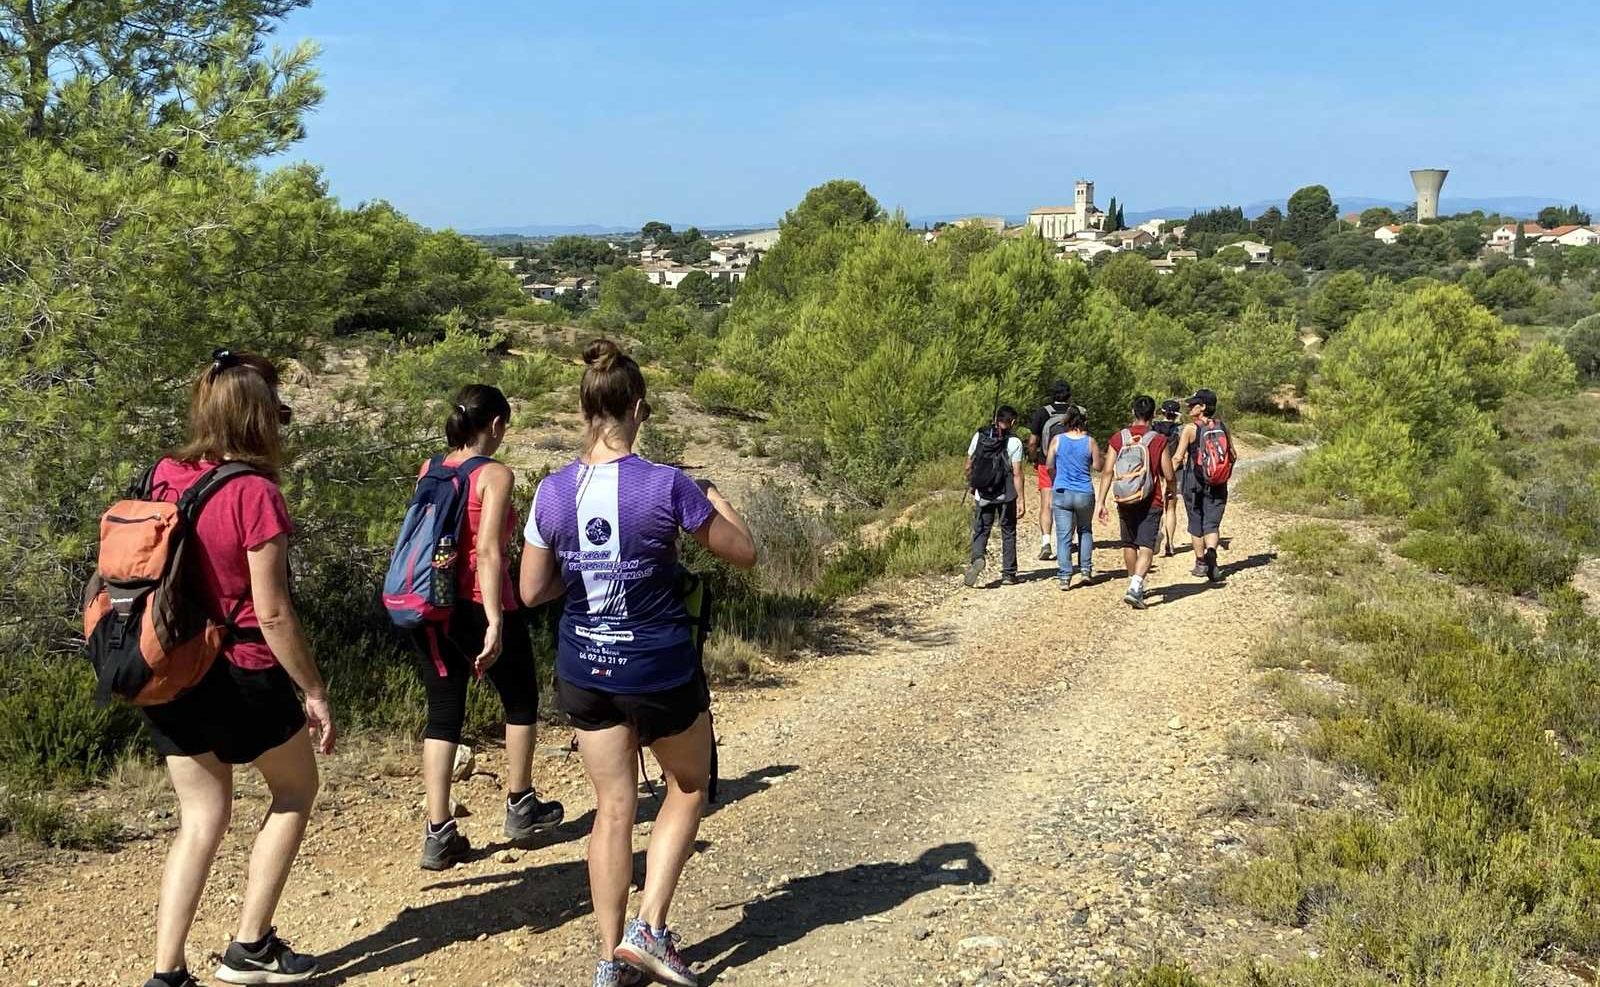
[209,348,238,377]
[457,403,468,413]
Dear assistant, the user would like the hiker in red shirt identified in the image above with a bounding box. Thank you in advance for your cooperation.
[1097,395,1176,610]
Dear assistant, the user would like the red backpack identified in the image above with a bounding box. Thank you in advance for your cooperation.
[1194,417,1235,486]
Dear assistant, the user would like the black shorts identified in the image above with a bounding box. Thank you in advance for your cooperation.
[142,659,305,764]
[557,669,709,746]
[411,604,540,743]
[1183,473,1229,536]
[1117,499,1162,550]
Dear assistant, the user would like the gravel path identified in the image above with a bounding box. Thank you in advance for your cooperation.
[1,493,1311,987]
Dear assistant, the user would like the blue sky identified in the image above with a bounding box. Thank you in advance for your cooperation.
[275,1,1599,231]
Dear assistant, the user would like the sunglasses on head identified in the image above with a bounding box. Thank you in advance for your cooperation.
[212,349,292,426]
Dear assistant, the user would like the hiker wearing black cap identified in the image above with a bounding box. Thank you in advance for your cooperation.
[1169,388,1236,583]
[1025,381,1074,562]
[1152,400,1184,558]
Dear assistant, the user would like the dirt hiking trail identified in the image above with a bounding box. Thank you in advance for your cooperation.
[3,479,1319,986]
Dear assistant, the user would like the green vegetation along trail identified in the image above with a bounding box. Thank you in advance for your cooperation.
[2,492,1313,986]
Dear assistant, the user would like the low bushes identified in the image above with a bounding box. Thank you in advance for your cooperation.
[1220,524,1600,983]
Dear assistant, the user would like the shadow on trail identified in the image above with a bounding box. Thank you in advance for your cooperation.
[315,764,792,985]
[686,842,992,981]
[1145,551,1276,606]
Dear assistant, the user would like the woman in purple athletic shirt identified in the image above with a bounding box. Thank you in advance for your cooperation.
[520,339,756,987]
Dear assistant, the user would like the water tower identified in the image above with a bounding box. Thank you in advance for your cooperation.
[1410,168,1448,221]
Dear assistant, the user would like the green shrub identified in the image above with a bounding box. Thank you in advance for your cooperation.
[1510,340,1578,398]
[1184,305,1308,412]
[691,368,768,414]
[0,654,144,787]
[0,792,120,850]
[637,423,688,465]
[1563,312,1600,379]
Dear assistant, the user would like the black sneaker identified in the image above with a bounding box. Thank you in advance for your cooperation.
[505,790,564,842]
[1000,574,1019,586]
[144,973,201,987]
[214,929,316,985]
[420,819,472,871]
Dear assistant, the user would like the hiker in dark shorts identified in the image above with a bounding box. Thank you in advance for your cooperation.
[1097,396,1176,610]
[1168,388,1237,583]
[1151,400,1184,558]
[1025,381,1073,562]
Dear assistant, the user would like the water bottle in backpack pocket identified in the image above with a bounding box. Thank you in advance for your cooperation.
[382,456,489,629]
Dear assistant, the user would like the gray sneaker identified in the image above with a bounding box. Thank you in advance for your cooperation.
[504,790,564,842]
[420,820,472,871]
[1124,584,1148,610]
[1192,560,1209,578]
[963,558,985,587]
[214,929,316,984]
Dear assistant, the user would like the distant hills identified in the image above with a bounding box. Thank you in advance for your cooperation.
[468,194,1596,239]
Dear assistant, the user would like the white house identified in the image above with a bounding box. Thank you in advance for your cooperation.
[522,281,557,301]
[1235,239,1273,264]
[1489,223,1551,249]
[553,276,587,296]
[1028,180,1106,241]
[1546,224,1600,247]
[1059,239,1118,262]
[1373,224,1404,245]
[1106,229,1156,249]
[1136,218,1169,238]
[708,247,748,267]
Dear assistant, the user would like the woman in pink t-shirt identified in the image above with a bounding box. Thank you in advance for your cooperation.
[138,351,335,987]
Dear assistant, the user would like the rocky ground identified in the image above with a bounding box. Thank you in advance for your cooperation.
[0,485,1330,987]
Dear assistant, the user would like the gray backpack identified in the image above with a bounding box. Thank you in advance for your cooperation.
[1111,429,1158,504]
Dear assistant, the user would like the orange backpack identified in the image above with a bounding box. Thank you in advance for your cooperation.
[83,462,260,705]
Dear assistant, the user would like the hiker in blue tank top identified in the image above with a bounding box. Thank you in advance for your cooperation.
[519,339,756,987]
[1045,405,1101,590]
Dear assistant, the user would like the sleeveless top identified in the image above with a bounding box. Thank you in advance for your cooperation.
[427,454,519,611]
[1052,433,1095,494]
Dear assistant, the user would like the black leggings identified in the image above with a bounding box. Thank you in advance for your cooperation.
[411,603,539,743]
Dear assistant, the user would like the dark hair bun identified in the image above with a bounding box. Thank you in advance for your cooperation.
[584,338,622,372]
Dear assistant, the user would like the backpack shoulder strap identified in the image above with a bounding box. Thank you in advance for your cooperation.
[1119,428,1134,447]
[452,455,495,480]
[176,462,261,523]
[129,461,160,499]
[1137,429,1158,448]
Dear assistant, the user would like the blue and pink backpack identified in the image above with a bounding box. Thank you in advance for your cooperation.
[382,456,490,629]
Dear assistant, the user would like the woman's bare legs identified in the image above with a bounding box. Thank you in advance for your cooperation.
[579,724,641,958]
[153,754,234,973]
[637,713,712,931]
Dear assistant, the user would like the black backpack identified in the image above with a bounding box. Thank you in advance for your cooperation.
[970,426,1011,499]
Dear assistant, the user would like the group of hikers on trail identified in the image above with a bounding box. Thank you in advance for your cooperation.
[964,381,1237,609]
[86,340,755,987]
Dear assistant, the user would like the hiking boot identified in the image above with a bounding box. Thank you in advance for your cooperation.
[614,919,697,987]
[1124,584,1148,610]
[1000,574,1019,586]
[214,929,316,985]
[145,973,201,987]
[963,558,985,587]
[420,820,472,871]
[504,790,564,842]
[593,959,645,987]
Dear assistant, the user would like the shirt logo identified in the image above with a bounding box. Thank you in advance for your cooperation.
[585,517,613,546]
